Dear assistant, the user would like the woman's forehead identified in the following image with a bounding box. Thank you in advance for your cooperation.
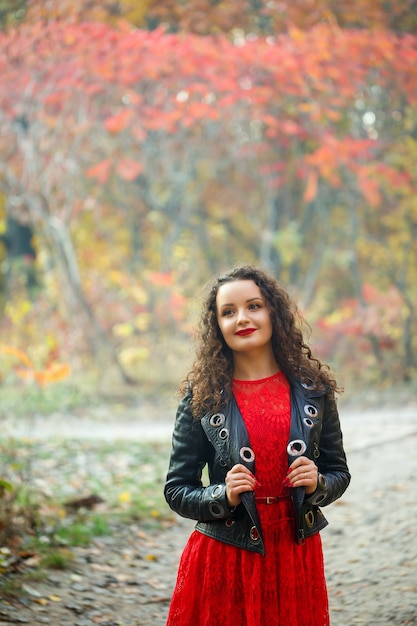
[216,280,262,304]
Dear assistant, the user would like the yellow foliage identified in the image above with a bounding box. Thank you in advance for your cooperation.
[118,491,132,504]
[112,322,134,338]
[121,0,152,27]
[4,299,32,324]
[273,222,302,266]
[134,313,151,332]
[131,286,148,305]
[108,269,129,288]
[118,346,150,367]
[322,306,353,327]
[356,238,391,270]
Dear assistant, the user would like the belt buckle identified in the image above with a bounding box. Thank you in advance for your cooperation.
[265,496,276,505]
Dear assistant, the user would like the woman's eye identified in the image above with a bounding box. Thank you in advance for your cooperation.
[249,303,260,310]
[222,309,234,317]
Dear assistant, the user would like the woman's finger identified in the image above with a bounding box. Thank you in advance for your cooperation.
[226,464,257,506]
[285,457,318,494]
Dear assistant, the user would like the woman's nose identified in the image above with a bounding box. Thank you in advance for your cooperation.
[236,308,250,324]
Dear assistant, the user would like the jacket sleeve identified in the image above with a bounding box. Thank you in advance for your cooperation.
[308,393,351,507]
[164,393,232,521]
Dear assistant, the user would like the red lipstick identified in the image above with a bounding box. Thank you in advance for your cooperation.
[235,328,256,336]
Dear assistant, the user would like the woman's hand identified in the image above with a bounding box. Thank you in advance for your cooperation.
[285,456,318,495]
[225,463,257,507]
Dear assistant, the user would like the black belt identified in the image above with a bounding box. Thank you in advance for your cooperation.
[255,495,291,504]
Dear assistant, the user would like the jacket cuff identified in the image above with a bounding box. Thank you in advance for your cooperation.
[205,483,232,519]
[305,473,328,506]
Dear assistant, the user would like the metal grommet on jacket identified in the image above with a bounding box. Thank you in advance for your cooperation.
[208,485,227,518]
[209,501,226,518]
[218,427,229,440]
[304,404,318,418]
[311,493,326,505]
[287,439,307,456]
[210,413,225,427]
[249,526,261,543]
[305,510,315,527]
[211,485,223,499]
[240,446,255,463]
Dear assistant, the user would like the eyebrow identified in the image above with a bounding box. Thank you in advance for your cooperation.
[218,297,263,308]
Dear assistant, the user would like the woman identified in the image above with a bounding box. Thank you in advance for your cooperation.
[164,265,350,626]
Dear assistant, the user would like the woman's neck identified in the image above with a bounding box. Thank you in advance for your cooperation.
[232,351,279,381]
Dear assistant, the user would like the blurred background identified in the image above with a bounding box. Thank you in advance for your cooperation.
[1,0,416,406]
[0,5,416,622]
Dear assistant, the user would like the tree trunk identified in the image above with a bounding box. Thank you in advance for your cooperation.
[38,199,136,385]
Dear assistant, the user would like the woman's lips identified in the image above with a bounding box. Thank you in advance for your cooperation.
[235,328,256,336]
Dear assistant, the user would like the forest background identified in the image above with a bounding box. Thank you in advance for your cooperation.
[1,0,417,404]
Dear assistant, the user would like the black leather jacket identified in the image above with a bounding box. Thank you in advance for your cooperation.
[164,377,350,555]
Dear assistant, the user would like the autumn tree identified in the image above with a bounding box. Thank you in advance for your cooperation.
[0,9,416,387]
[8,0,417,34]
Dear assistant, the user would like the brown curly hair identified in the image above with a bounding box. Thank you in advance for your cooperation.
[180,265,341,417]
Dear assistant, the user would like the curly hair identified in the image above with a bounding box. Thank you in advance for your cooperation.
[180,265,341,417]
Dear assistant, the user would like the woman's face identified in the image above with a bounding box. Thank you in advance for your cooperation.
[216,279,273,354]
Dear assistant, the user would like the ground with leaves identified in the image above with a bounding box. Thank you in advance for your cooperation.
[0,516,193,626]
[1,397,417,626]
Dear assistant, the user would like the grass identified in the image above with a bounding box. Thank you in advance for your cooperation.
[52,515,112,547]
[0,576,26,599]
[39,548,75,570]
[1,438,170,505]
[0,436,173,554]
[0,381,92,419]
[0,379,178,601]
[0,434,175,602]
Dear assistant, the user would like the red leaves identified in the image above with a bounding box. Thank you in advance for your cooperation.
[1,19,417,202]
[104,109,134,133]
[319,285,403,345]
[86,159,112,184]
[304,136,380,193]
[303,171,318,203]
[148,272,174,287]
[357,169,381,207]
[116,159,143,181]
[85,158,143,183]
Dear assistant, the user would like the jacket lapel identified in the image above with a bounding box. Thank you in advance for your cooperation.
[201,395,255,473]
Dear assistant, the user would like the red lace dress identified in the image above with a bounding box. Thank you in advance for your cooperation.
[166,372,329,626]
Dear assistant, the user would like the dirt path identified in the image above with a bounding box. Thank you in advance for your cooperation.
[1,404,416,625]
[1,516,193,626]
